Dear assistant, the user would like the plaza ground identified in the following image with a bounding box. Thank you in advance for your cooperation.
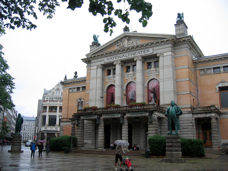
[0,145,228,171]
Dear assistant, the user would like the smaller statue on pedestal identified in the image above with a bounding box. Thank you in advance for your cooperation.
[92,35,100,46]
[165,101,182,135]
[15,113,23,135]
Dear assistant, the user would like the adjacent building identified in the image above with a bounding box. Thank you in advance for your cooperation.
[60,15,228,150]
[36,83,63,143]
[0,107,17,141]
[21,116,36,142]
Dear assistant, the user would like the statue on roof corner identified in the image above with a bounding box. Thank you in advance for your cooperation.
[177,13,184,21]
[92,35,100,46]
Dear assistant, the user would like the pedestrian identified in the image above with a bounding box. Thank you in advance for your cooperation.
[115,145,126,171]
[38,142,43,157]
[46,142,50,156]
[30,141,36,159]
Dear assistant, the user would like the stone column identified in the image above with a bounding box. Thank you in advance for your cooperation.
[122,116,128,142]
[159,52,177,105]
[148,115,158,137]
[134,56,144,102]
[56,106,59,125]
[76,119,84,149]
[98,118,104,150]
[46,106,49,126]
[96,65,103,108]
[211,117,220,149]
[114,61,122,105]
[89,66,97,106]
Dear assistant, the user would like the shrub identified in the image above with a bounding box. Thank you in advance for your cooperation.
[148,135,205,157]
[148,135,166,156]
[181,138,205,157]
[49,135,77,151]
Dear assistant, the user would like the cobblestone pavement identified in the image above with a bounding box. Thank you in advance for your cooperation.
[0,145,228,171]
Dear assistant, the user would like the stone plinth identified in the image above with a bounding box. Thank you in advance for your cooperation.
[8,134,23,153]
[161,135,185,163]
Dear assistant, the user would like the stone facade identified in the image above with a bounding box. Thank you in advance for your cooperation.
[60,18,228,150]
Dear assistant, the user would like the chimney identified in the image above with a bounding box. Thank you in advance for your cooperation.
[175,13,188,38]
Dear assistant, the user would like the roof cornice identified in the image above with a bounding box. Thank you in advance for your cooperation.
[193,53,228,64]
[175,36,204,57]
[60,77,86,85]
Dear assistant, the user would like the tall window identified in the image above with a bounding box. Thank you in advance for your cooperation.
[49,116,56,126]
[42,116,46,126]
[147,62,152,69]
[106,85,115,104]
[133,65,136,72]
[113,68,116,75]
[126,66,130,72]
[107,69,111,76]
[126,82,136,105]
[154,61,159,68]
[148,79,160,105]
[219,87,228,108]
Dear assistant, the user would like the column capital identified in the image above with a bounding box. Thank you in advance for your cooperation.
[97,64,104,69]
[156,53,164,57]
[134,56,143,61]
[114,60,123,65]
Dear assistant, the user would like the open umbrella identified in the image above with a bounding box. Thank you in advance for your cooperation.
[114,140,129,147]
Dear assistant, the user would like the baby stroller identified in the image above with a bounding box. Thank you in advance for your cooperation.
[123,157,133,171]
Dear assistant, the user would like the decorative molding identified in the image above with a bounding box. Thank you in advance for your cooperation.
[176,78,195,85]
[105,75,115,85]
[177,91,196,97]
[104,83,115,94]
[175,66,194,73]
[123,80,136,92]
[134,56,142,61]
[123,62,136,66]
[63,84,86,90]
[124,72,136,82]
[216,80,228,92]
[144,77,159,88]
[144,57,159,62]
[145,68,159,80]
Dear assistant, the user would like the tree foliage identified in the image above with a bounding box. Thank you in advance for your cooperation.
[1,0,153,35]
[0,21,15,111]
[0,120,10,139]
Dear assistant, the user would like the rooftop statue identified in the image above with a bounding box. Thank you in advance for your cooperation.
[92,35,99,44]
[15,113,23,135]
[177,13,184,21]
[165,100,182,135]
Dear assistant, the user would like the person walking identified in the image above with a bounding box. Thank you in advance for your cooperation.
[38,142,44,158]
[115,145,126,171]
[46,142,50,156]
[30,142,36,159]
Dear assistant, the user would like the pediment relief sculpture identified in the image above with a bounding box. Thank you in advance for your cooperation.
[116,37,140,49]
[106,76,115,85]
[146,68,159,78]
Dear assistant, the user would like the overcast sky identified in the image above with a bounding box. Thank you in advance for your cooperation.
[1,0,228,117]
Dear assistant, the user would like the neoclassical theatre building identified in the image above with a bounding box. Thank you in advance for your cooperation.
[60,17,228,150]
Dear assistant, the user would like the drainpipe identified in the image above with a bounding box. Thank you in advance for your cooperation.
[195,63,200,106]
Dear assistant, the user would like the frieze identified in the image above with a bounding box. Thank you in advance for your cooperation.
[105,48,153,63]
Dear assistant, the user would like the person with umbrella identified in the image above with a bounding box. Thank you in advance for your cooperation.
[114,140,128,171]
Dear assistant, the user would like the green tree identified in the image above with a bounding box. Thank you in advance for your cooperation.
[0,21,15,111]
[1,0,153,35]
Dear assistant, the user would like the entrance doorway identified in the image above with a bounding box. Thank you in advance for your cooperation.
[128,124,132,149]
[104,124,110,148]
[202,123,212,147]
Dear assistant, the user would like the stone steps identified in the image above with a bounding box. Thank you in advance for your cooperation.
[73,149,145,156]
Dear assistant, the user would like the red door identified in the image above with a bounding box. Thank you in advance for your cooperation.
[203,130,212,147]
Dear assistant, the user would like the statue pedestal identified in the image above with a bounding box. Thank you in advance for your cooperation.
[161,135,185,163]
[8,134,23,153]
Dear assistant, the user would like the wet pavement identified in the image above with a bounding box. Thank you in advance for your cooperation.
[0,145,228,171]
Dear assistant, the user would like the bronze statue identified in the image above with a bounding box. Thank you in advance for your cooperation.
[177,13,184,21]
[165,101,182,135]
[93,35,99,43]
[15,113,23,134]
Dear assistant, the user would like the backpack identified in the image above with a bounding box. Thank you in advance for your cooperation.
[31,143,36,151]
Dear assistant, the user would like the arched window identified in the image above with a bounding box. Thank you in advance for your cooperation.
[106,85,115,104]
[148,79,160,105]
[126,82,136,105]
[77,98,84,110]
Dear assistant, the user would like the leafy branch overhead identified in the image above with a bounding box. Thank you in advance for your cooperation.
[1,0,153,35]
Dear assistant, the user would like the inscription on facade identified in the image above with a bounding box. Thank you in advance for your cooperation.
[103,114,121,118]
[81,115,96,119]
[105,48,153,62]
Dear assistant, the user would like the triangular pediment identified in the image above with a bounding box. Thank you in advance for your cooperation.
[86,32,175,57]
